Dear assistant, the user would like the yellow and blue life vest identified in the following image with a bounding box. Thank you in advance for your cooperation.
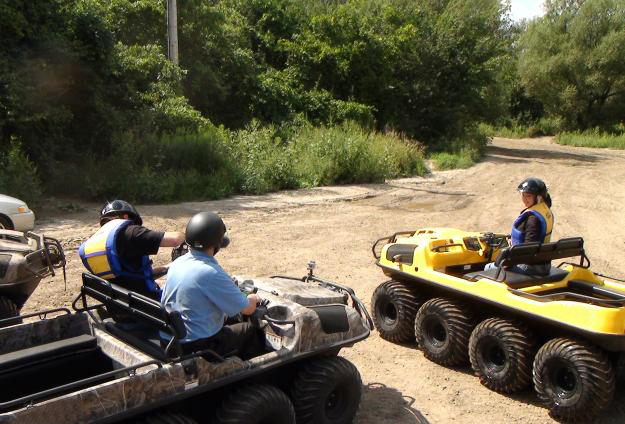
[79,219,159,293]
[511,201,553,246]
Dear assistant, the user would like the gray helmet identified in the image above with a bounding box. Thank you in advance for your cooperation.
[100,200,142,226]
[185,212,230,251]
[517,177,547,195]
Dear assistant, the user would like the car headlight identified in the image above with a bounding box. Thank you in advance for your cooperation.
[17,205,29,213]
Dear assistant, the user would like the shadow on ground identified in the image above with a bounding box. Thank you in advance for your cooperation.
[486,145,600,164]
[357,382,430,423]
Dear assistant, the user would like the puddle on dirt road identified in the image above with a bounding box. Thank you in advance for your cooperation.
[400,200,440,211]
[352,191,472,212]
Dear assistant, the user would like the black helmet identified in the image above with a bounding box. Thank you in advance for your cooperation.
[185,212,230,251]
[517,177,547,195]
[100,200,142,226]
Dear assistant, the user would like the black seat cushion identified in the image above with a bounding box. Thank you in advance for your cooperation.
[0,334,97,374]
[104,319,167,360]
[465,266,569,289]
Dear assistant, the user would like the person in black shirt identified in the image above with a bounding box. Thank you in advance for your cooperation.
[79,200,184,300]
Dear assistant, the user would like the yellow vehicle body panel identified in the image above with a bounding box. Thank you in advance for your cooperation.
[376,228,625,337]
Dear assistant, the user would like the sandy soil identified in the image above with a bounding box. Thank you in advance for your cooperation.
[26,136,625,423]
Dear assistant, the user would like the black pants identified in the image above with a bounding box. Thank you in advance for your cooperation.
[181,322,265,360]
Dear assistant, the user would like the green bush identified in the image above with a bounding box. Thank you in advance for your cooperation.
[291,122,425,186]
[478,122,532,139]
[555,129,625,149]
[430,127,489,170]
[0,140,42,204]
[227,123,301,194]
[479,116,563,139]
[430,152,475,170]
[48,126,237,202]
[49,121,427,203]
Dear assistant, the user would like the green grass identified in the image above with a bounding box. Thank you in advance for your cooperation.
[428,126,488,170]
[430,151,476,170]
[45,121,428,203]
[479,117,562,139]
[479,122,532,139]
[555,130,625,149]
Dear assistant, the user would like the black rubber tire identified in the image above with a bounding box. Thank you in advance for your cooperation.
[469,318,535,393]
[0,296,20,327]
[371,280,421,343]
[214,384,295,424]
[0,216,13,230]
[291,356,362,424]
[414,297,475,366]
[533,338,615,422]
[139,412,197,424]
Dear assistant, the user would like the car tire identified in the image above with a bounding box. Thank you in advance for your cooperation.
[214,384,295,424]
[469,318,535,393]
[371,280,421,343]
[0,216,13,230]
[415,297,475,366]
[533,337,615,422]
[291,356,362,424]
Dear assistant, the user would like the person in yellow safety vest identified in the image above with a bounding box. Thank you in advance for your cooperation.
[486,177,554,276]
[79,200,184,300]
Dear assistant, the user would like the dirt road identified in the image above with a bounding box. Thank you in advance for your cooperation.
[30,137,625,423]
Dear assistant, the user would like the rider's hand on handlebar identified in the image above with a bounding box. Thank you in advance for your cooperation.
[247,293,261,305]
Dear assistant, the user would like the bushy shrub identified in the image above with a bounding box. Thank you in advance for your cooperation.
[0,140,42,204]
[291,122,426,186]
[479,116,563,139]
[50,121,427,203]
[555,129,625,149]
[49,126,236,202]
[527,116,563,137]
[430,126,489,170]
[227,123,301,194]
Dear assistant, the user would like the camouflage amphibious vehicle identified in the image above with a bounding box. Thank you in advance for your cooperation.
[0,229,65,323]
[0,262,371,424]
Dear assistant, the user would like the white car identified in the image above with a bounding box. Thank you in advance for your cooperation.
[0,194,35,231]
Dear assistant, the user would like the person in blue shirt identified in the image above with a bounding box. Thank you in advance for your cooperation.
[161,211,265,359]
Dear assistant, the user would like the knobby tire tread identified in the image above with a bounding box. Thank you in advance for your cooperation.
[469,318,535,393]
[371,280,421,343]
[215,384,295,424]
[533,337,615,422]
[415,297,475,366]
[292,356,362,424]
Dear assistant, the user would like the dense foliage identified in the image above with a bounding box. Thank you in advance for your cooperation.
[518,0,625,131]
[5,0,620,203]
[55,122,426,202]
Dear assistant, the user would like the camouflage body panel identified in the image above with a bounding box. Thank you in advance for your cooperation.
[93,328,154,368]
[0,275,369,423]
[0,312,90,354]
[0,363,186,424]
[238,276,348,306]
[0,230,65,308]
[260,292,368,353]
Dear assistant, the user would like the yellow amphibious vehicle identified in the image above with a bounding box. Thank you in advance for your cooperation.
[371,228,625,422]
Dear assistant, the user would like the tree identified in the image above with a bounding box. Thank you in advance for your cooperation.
[518,0,625,130]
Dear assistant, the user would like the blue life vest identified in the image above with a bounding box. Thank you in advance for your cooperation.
[79,219,159,294]
[510,201,553,246]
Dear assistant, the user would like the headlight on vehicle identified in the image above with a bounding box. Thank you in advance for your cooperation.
[17,205,29,213]
[463,237,481,251]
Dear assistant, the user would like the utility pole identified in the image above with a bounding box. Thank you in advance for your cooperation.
[166,0,179,64]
